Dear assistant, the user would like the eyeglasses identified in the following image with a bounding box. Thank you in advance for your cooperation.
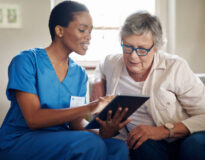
[121,43,154,56]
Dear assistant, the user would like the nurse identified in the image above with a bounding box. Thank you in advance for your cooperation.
[0,1,130,160]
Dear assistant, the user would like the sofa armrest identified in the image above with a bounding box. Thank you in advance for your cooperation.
[196,73,205,85]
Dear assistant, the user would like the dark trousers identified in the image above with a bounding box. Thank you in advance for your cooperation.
[130,131,205,160]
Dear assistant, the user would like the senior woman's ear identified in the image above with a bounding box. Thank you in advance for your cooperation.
[151,45,158,54]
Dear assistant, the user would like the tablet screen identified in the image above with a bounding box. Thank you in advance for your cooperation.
[86,95,149,129]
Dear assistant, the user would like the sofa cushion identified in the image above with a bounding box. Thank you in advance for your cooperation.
[196,74,205,85]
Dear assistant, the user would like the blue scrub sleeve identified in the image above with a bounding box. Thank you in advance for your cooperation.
[7,52,37,100]
[78,69,88,104]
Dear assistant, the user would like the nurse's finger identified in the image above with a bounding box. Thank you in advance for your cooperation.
[103,95,115,102]
[116,107,128,123]
[106,110,112,122]
[112,107,122,122]
[96,117,105,126]
[119,119,131,129]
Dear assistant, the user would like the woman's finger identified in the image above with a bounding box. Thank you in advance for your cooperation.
[128,133,142,148]
[119,119,131,129]
[96,117,105,126]
[129,127,141,138]
[103,95,115,102]
[127,128,140,145]
[133,135,147,150]
[106,110,112,122]
[112,107,122,122]
[116,107,128,123]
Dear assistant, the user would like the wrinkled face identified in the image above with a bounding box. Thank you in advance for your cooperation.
[59,11,93,55]
[122,32,156,76]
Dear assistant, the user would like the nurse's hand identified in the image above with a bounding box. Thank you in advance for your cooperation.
[89,95,115,114]
[96,107,131,138]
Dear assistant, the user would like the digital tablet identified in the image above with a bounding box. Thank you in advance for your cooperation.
[85,95,149,129]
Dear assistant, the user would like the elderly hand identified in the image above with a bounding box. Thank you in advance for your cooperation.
[96,107,131,138]
[127,125,168,150]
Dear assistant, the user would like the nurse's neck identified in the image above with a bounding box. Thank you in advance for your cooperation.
[45,42,70,65]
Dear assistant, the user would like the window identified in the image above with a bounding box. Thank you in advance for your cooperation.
[54,0,155,66]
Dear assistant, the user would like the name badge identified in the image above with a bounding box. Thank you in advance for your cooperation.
[70,96,85,108]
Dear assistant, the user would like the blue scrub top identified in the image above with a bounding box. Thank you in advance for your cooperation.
[0,48,88,149]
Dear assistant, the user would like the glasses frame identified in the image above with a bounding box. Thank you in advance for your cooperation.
[121,43,154,56]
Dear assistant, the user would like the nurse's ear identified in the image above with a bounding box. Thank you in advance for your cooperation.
[55,25,64,38]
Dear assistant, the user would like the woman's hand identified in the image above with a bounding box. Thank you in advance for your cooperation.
[127,125,168,150]
[89,96,115,114]
[96,107,131,138]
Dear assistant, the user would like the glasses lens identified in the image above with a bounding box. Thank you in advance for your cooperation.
[137,49,148,56]
[123,45,133,54]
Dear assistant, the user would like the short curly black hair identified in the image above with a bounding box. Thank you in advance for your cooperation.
[48,1,89,41]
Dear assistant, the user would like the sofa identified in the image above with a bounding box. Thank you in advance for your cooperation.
[196,74,205,85]
[0,74,205,126]
[89,73,205,97]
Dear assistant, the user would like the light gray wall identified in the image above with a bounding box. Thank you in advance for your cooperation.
[156,0,205,73]
[175,0,205,73]
[0,0,51,125]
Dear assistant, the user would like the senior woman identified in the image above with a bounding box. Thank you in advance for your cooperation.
[90,11,205,160]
